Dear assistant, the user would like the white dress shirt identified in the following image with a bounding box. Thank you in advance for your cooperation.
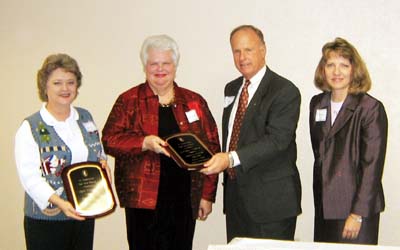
[227,66,266,167]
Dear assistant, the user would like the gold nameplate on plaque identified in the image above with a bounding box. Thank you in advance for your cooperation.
[165,132,213,170]
[61,161,116,218]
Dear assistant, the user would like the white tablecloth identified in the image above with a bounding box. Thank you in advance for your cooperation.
[208,238,400,250]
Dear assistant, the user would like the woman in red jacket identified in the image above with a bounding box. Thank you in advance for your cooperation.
[102,34,220,250]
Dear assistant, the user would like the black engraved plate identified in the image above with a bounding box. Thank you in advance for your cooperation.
[165,133,213,170]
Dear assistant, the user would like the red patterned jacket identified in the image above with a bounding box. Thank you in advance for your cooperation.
[102,82,220,216]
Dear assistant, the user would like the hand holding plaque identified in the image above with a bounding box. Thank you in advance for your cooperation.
[61,161,116,218]
[164,132,213,170]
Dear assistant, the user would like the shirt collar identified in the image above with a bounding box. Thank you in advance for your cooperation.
[39,103,79,126]
[243,65,266,91]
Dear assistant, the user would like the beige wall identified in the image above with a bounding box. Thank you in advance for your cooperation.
[1,0,400,249]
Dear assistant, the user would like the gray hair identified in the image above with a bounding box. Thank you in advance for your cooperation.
[140,34,180,68]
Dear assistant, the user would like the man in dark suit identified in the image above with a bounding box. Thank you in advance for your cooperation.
[201,25,302,242]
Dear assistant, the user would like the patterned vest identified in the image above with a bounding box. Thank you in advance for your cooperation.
[25,107,103,220]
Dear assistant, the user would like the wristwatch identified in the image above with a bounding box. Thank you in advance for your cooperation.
[228,152,234,168]
[350,214,363,223]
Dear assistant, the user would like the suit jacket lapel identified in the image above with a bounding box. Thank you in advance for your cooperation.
[328,94,359,138]
[239,68,271,141]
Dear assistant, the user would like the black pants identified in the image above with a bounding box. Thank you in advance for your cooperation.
[314,213,380,245]
[225,179,297,243]
[24,216,94,250]
[125,200,195,250]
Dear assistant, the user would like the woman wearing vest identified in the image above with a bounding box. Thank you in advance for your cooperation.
[310,38,388,245]
[15,54,111,250]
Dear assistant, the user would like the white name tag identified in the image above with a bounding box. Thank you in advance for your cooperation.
[82,121,98,132]
[315,109,327,122]
[185,109,199,123]
[224,96,235,108]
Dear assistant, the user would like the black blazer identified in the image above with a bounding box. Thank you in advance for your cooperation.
[309,92,387,219]
[222,67,302,223]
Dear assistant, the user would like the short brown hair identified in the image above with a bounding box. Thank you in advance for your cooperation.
[314,37,371,94]
[37,53,82,101]
[230,25,265,45]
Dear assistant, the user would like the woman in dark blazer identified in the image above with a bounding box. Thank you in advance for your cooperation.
[309,37,388,245]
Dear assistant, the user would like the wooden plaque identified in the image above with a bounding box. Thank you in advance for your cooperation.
[165,133,213,170]
[61,161,116,218]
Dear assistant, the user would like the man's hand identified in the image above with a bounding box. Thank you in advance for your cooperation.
[200,152,230,175]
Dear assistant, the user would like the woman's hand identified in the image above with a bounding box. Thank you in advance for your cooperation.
[100,159,112,184]
[342,213,362,239]
[142,135,170,157]
[198,198,212,221]
[49,194,85,221]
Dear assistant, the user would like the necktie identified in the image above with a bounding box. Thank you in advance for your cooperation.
[227,79,251,179]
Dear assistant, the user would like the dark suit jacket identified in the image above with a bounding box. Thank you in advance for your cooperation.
[223,67,302,223]
[309,92,387,219]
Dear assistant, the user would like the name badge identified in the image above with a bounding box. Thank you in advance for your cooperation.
[315,109,327,122]
[224,96,235,108]
[82,121,98,133]
[185,109,199,123]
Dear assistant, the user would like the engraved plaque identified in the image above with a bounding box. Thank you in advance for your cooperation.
[61,162,116,218]
[165,133,213,170]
